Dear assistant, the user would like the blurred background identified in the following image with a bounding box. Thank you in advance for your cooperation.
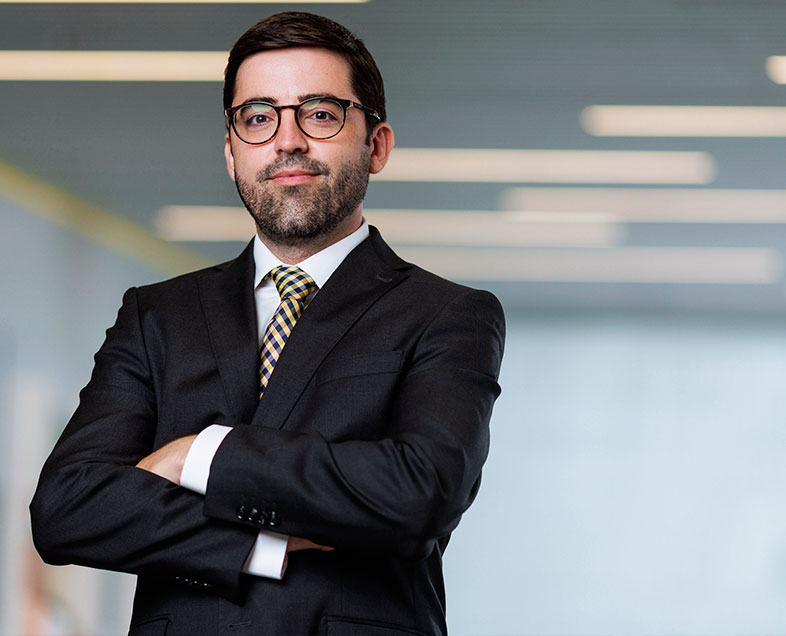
[2,0,786,633]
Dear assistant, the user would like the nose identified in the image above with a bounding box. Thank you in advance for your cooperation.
[273,108,309,154]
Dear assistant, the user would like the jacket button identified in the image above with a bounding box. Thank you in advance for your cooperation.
[236,505,247,520]
[268,511,280,527]
[248,507,260,523]
[258,510,269,526]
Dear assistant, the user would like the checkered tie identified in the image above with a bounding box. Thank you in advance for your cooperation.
[259,265,318,399]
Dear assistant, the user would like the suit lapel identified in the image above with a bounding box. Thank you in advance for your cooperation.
[197,241,260,428]
[251,228,410,430]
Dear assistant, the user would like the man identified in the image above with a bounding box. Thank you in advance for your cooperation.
[30,11,505,636]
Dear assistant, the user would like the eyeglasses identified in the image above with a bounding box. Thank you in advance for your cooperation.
[225,96,380,145]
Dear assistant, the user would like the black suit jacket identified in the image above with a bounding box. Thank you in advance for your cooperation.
[30,227,505,636]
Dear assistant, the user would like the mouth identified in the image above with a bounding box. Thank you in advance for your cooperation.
[267,169,321,185]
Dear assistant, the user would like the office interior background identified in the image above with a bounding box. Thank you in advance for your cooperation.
[2,0,786,633]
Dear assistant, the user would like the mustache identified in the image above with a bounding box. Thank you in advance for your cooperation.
[258,156,329,181]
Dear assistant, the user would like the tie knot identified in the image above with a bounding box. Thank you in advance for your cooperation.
[269,265,317,302]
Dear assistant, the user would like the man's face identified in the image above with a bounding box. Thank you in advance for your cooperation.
[225,47,386,249]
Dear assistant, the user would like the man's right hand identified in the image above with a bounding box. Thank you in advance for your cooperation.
[287,537,334,553]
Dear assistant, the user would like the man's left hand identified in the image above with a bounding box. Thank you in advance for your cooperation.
[136,435,197,485]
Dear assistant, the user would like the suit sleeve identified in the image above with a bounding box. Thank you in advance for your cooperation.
[29,287,257,600]
[203,288,505,559]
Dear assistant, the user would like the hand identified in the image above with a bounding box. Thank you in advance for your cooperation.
[286,536,334,553]
[136,435,197,485]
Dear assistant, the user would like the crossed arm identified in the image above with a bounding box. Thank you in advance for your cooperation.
[30,285,504,599]
[136,434,332,554]
[136,434,195,485]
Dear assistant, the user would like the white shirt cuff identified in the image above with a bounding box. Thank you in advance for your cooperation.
[243,531,289,579]
[180,424,232,495]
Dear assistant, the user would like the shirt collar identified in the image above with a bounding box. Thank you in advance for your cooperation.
[253,219,370,290]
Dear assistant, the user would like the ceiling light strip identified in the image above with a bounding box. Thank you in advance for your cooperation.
[367,209,624,246]
[0,0,367,3]
[156,206,624,246]
[581,105,786,137]
[0,51,227,81]
[156,205,254,241]
[766,56,786,84]
[392,246,781,285]
[501,188,786,223]
[373,148,715,184]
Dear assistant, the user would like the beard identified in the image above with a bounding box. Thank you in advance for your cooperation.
[235,148,371,248]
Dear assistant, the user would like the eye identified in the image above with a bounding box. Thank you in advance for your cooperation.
[299,99,343,126]
[239,103,276,129]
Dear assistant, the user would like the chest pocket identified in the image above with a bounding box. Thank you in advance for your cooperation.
[315,351,403,386]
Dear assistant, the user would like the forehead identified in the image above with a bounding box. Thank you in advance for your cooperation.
[232,47,355,105]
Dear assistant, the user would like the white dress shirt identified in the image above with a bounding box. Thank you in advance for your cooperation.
[180,220,370,578]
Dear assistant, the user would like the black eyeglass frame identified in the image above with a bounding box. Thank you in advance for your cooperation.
[225,96,381,145]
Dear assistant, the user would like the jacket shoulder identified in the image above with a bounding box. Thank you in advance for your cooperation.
[397,261,504,316]
[369,226,501,310]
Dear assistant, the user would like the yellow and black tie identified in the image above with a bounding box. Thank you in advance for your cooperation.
[259,265,318,399]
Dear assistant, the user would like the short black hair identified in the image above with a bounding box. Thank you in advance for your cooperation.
[224,11,386,133]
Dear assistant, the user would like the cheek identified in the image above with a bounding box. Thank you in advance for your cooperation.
[231,148,267,178]
[324,148,357,172]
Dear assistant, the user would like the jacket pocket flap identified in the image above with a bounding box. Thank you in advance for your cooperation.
[315,351,403,385]
[321,615,430,636]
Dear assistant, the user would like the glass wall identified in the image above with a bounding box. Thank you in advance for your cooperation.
[1,193,160,635]
[446,311,786,634]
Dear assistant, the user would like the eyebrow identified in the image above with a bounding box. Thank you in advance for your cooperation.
[237,95,279,106]
[235,93,344,108]
[298,92,342,103]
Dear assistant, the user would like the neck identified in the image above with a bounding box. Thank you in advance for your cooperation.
[256,210,363,265]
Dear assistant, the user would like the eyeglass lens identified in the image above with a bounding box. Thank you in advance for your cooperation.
[233,98,346,144]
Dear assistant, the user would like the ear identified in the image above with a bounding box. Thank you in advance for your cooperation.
[224,133,236,182]
[368,122,395,174]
